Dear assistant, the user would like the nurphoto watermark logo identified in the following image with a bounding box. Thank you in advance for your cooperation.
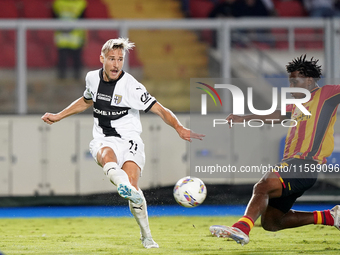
[190,78,319,179]
[196,82,311,128]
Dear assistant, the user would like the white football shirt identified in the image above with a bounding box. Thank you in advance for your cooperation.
[83,69,157,139]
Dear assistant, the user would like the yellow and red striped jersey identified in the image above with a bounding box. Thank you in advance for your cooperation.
[283,85,340,164]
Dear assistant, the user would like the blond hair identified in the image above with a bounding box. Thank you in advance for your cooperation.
[101,38,135,57]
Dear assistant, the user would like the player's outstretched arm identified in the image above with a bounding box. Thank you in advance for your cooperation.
[150,102,205,142]
[226,110,284,127]
[41,97,93,125]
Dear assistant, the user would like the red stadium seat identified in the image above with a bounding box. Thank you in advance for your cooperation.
[21,0,53,18]
[27,30,38,44]
[189,0,215,18]
[0,0,19,18]
[201,29,214,46]
[36,30,55,44]
[1,30,16,44]
[42,43,58,67]
[84,0,109,19]
[47,44,58,65]
[26,29,55,68]
[0,42,15,67]
[271,28,288,49]
[295,40,324,49]
[94,30,119,42]
[0,31,4,44]
[295,28,323,49]
[27,42,50,68]
[82,41,103,68]
[274,0,307,17]
[26,30,55,63]
[275,41,288,49]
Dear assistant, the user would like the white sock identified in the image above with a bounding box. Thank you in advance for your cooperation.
[103,162,131,187]
[129,189,152,238]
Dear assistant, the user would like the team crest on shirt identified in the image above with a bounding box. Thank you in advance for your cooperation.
[113,94,122,105]
[292,105,311,122]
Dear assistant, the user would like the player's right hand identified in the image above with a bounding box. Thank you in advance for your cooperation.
[41,113,59,125]
[226,114,244,128]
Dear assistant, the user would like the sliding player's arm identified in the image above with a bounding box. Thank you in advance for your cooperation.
[226,110,286,125]
[41,97,93,125]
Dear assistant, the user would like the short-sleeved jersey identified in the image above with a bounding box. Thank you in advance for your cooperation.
[283,85,340,164]
[83,69,157,139]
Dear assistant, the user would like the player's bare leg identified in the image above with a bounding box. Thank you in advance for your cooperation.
[261,205,313,231]
[123,161,159,249]
[97,147,142,204]
[262,204,340,231]
[244,171,283,220]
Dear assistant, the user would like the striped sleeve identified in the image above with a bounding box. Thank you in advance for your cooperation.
[285,104,293,119]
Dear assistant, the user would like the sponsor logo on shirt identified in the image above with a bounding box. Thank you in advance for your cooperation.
[141,92,152,105]
[97,93,111,102]
[93,107,128,116]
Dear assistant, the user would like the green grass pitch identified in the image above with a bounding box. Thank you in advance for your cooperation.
[0,216,339,254]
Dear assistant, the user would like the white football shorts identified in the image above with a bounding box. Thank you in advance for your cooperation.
[89,136,146,172]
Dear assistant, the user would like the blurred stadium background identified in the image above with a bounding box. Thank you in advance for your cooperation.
[0,0,340,207]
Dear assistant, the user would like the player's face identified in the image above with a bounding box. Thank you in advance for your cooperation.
[100,49,124,81]
[288,70,312,99]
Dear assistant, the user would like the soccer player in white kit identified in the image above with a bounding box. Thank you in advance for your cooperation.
[41,38,205,249]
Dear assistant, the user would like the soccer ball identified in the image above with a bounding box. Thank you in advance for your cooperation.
[173,176,207,208]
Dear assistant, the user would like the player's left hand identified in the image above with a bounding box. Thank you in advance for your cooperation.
[178,127,205,142]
